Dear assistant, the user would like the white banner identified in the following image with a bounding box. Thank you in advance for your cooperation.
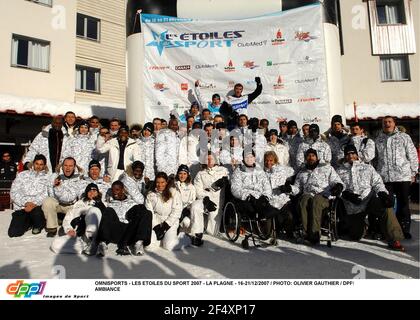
[141,4,330,131]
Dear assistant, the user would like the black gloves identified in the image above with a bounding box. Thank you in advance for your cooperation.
[153,222,170,241]
[203,196,217,212]
[95,200,107,212]
[279,181,292,194]
[246,194,256,203]
[258,195,270,207]
[211,176,229,191]
[362,137,369,145]
[255,77,261,85]
[330,183,344,197]
[342,190,362,205]
[378,191,394,208]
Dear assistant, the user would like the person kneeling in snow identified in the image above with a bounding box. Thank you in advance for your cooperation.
[145,172,191,251]
[50,183,104,255]
[96,181,153,256]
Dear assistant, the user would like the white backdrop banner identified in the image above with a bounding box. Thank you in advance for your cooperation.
[141,4,330,130]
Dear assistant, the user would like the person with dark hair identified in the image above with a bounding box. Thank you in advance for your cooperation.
[349,123,375,163]
[42,157,83,237]
[278,120,288,140]
[161,119,168,129]
[96,180,153,256]
[219,135,243,174]
[8,154,50,237]
[296,124,332,169]
[96,125,141,181]
[88,116,101,136]
[195,80,223,117]
[152,118,162,136]
[119,161,146,204]
[266,129,289,166]
[50,183,105,255]
[191,154,229,236]
[325,115,351,168]
[259,119,269,135]
[225,77,263,116]
[61,120,96,173]
[155,118,181,176]
[301,124,310,140]
[336,145,404,250]
[109,118,121,138]
[286,120,303,169]
[137,122,155,183]
[63,111,77,136]
[79,160,111,202]
[375,116,418,239]
[293,148,343,244]
[0,151,17,184]
[130,124,143,140]
[23,116,69,171]
[145,172,191,250]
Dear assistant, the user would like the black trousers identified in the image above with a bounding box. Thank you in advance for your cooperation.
[8,206,45,238]
[385,181,411,233]
[97,205,152,247]
[234,197,280,220]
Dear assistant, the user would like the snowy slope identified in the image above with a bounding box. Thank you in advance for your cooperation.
[0,210,418,279]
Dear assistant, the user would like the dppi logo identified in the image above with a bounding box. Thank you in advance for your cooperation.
[243,60,259,69]
[271,29,286,45]
[224,60,235,72]
[7,280,46,298]
[146,30,244,55]
[154,83,169,92]
[295,31,318,42]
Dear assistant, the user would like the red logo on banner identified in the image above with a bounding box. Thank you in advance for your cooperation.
[181,83,188,91]
[273,76,285,90]
[243,60,259,69]
[224,60,235,72]
[298,97,321,103]
[295,31,318,42]
[154,83,169,92]
[272,29,286,45]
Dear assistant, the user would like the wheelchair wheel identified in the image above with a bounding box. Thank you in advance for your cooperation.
[223,202,240,242]
[330,199,339,241]
[255,213,274,241]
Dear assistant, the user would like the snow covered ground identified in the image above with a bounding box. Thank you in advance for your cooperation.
[0,209,418,280]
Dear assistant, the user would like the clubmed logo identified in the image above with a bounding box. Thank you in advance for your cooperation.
[7,280,46,298]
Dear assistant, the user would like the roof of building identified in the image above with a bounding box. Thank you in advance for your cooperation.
[345,102,420,120]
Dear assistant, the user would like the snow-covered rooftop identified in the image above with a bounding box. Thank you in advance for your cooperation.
[346,102,420,120]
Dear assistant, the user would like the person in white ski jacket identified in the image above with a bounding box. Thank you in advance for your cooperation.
[118,161,146,205]
[42,157,84,237]
[137,123,155,182]
[294,149,343,244]
[50,183,105,255]
[219,135,243,175]
[296,124,332,169]
[8,154,51,237]
[24,117,69,171]
[61,120,96,173]
[190,154,229,237]
[336,145,404,250]
[374,116,418,238]
[155,119,181,176]
[79,160,111,202]
[178,128,202,179]
[349,123,375,163]
[326,115,351,168]
[285,120,304,170]
[145,172,191,251]
[265,129,290,166]
[96,126,141,181]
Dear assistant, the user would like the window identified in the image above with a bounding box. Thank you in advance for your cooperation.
[27,0,52,6]
[380,55,410,81]
[11,35,50,72]
[376,0,406,24]
[76,66,101,93]
[76,14,100,41]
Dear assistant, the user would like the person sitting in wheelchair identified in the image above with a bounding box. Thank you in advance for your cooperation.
[190,153,229,237]
[293,148,344,245]
[336,145,405,251]
[263,151,295,239]
[230,151,279,222]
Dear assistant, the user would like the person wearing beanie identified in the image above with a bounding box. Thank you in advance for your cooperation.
[61,118,96,173]
[296,123,332,170]
[278,120,288,140]
[96,121,141,181]
[336,143,405,251]
[50,182,106,255]
[79,159,111,203]
[8,154,50,237]
[326,114,350,168]
[137,122,155,183]
[293,147,343,244]
[265,128,289,166]
[119,161,146,205]
[286,120,304,169]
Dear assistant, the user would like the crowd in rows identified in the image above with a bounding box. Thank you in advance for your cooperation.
[3,80,418,256]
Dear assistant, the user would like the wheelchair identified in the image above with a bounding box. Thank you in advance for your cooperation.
[222,200,276,249]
